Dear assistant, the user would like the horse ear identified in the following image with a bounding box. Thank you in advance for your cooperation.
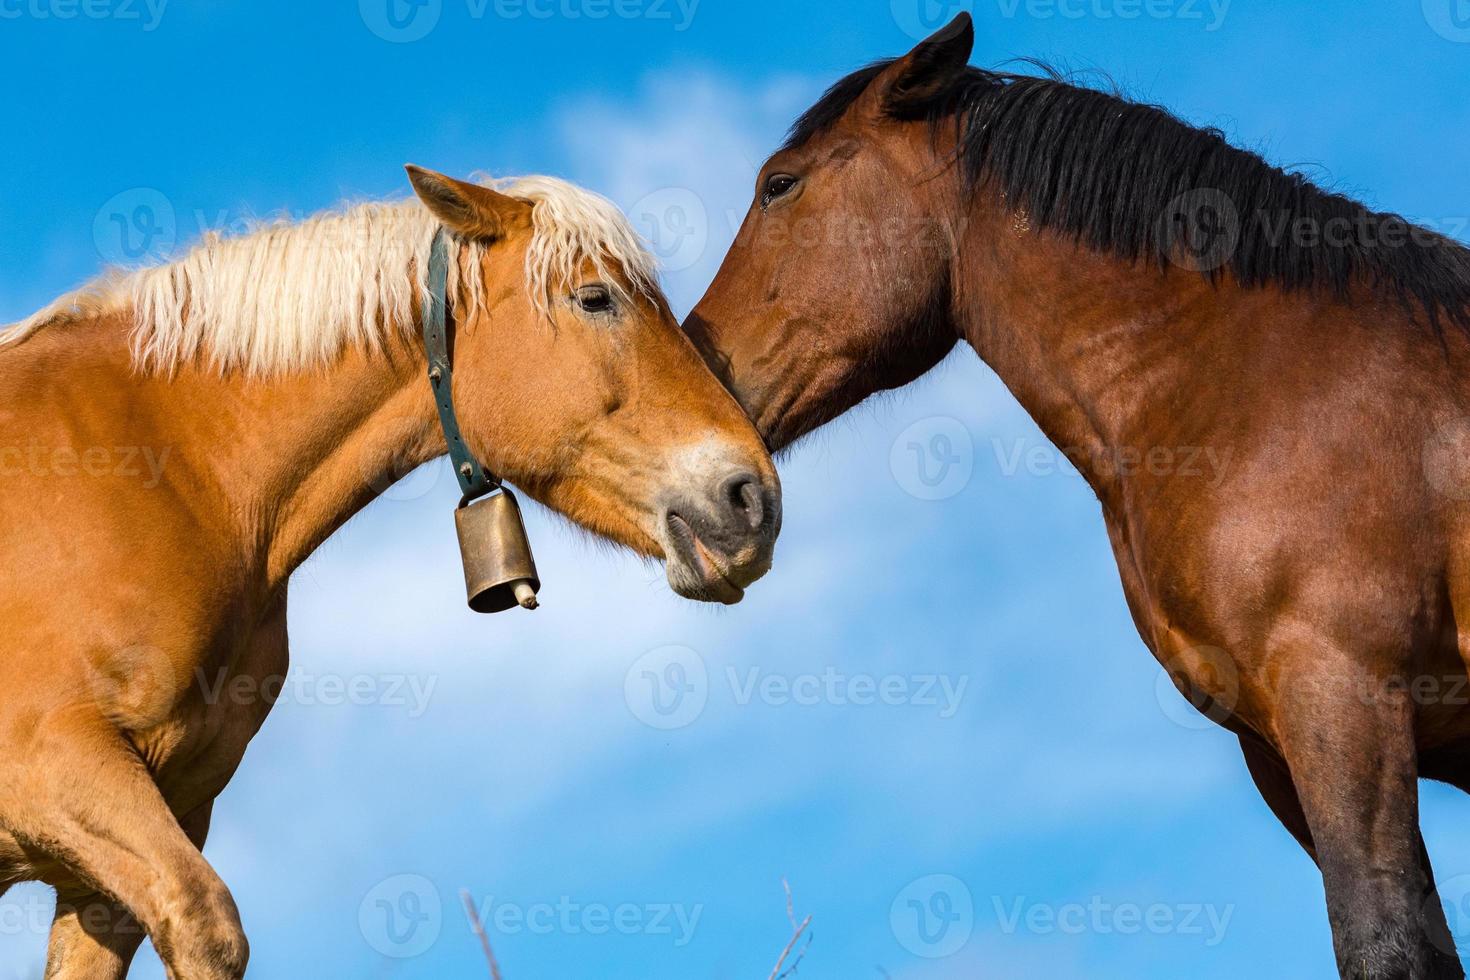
[878,12,975,114]
[405,165,528,240]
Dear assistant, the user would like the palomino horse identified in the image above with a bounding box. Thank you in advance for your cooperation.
[0,166,779,978]
[686,15,1470,978]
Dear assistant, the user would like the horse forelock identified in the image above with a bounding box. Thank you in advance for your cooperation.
[0,175,660,375]
[490,174,659,321]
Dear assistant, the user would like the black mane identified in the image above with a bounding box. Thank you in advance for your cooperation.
[784,60,1470,330]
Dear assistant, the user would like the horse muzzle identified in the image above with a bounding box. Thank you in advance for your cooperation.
[659,469,781,604]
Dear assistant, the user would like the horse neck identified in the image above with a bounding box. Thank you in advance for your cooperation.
[952,195,1240,509]
[241,344,441,591]
[127,316,440,597]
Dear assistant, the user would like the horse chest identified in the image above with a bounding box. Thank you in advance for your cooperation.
[133,605,291,807]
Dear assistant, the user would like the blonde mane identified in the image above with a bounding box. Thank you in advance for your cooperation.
[0,175,659,376]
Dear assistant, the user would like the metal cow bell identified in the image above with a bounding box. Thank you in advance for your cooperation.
[453,487,541,613]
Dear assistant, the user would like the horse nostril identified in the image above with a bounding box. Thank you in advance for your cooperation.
[721,472,766,533]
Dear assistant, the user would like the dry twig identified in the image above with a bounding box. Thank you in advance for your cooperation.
[767,878,813,980]
[460,888,504,980]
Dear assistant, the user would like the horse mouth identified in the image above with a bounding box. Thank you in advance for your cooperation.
[662,512,746,605]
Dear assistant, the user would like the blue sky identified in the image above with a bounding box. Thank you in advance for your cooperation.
[3,2,1470,977]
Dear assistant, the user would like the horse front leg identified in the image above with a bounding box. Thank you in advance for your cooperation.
[1267,648,1461,978]
[43,803,215,980]
[44,891,145,980]
[1239,733,1463,977]
[1,719,247,980]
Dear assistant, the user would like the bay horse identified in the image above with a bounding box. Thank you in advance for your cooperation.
[0,165,779,978]
[685,15,1470,978]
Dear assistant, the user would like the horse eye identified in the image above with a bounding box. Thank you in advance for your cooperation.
[575,285,615,315]
[761,174,799,209]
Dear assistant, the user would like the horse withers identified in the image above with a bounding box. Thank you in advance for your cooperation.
[0,166,780,978]
[686,15,1470,978]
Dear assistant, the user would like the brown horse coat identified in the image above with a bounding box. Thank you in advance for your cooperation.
[687,16,1470,978]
